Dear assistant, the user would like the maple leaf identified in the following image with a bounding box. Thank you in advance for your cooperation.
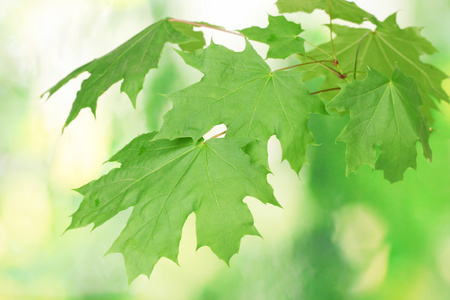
[276,0,376,24]
[43,19,195,129]
[239,15,305,59]
[304,14,449,118]
[170,21,206,53]
[157,41,325,173]
[328,67,432,183]
[68,133,277,283]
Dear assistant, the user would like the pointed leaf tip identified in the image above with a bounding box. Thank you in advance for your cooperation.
[239,15,305,59]
[70,135,276,283]
[276,0,377,24]
[158,41,324,174]
[44,19,195,130]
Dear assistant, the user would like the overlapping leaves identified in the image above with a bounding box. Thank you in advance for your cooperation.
[70,133,277,282]
[328,67,431,182]
[157,41,325,173]
[304,14,448,118]
[42,0,449,284]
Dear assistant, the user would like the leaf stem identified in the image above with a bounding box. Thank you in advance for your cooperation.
[319,63,347,79]
[208,130,227,140]
[170,17,349,82]
[170,18,335,62]
[168,18,245,37]
[311,87,341,95]
[335,64,350,82]
[300,55,347,79]
[353,31,371,79]
[326,0,351,83]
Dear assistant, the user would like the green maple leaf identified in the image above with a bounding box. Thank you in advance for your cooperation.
[239,15,305,59]
[304,14,449,118]
[68,132,277,283]
[328,67,432,183]
[43,19,196,129]
[276,0,376,24]
[157,41,325,173]
[170,21,206,53]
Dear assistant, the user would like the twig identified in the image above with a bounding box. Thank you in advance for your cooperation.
[311,87,341,95]
[208,130,227,140]
[170,18,334,62]
[168,18,245,37]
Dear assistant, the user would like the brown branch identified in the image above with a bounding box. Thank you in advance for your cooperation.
[168,18,245,37]
[169,18,335,63]
[311,87,341,95]
[209,130,227,140]
[299,54,347,79]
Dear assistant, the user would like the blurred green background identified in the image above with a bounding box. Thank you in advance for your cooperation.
[0,0,449,299]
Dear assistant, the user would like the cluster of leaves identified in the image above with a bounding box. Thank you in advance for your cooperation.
[44,0,448,283]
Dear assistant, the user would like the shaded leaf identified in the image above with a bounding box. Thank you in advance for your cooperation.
[304,14,449,119]
[68,133,277,283]
[328,67,431,182]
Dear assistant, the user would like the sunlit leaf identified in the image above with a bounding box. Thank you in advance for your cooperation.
[239,15,305,59]
[276,0,377,24]
[158,41,325,173]
[44,19,194,129]
[69,133,277,282]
